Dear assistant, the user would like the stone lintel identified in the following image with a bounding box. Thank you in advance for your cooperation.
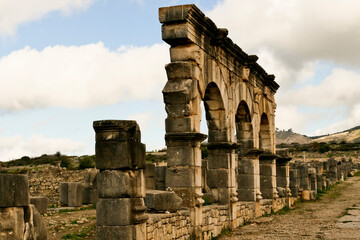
[207,142,240,150]
[93,120,141,142]
[165,132,207,145]
[259,152,277,161]
[276,157,292,165]
[242,148,264,158]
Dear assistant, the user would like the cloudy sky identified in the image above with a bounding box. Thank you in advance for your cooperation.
[0,0,359,161]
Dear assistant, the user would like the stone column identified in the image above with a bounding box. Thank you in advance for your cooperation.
[207,143,238,204]
[289,168,300,198]
[328,158,338,184]
[165,132,206,237]
[297,164,310,200]
[207,142,238,229]
[259,153,278,199]
[276,155,292,205]
[308,168,317,200]
[94,120,148,240]
[237,149,263,202]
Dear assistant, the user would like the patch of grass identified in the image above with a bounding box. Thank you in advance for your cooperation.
[61,224,96,240]
[353,171,360,177]
[58,205,95,214]
[70,220,78,224]
[0,168,29,174]
[211,227,232,239]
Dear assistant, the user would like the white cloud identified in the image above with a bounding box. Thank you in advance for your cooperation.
[0,134,86,161]
[208,0,360,135]
[313,103,360,135]
[127,112,152,132]
[0,0,96,36]
[278,68,360,108]
[208,0,360,68]
[0,42,169,111]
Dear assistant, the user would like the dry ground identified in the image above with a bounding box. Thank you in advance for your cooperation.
[220,175,360,240]
[43,207,96,240]
[43,175,360,239]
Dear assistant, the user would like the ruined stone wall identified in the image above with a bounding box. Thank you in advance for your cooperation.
[27,165,84,205]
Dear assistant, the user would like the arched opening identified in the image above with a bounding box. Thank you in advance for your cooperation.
[259,113,271,151]
[202,82,232,204]
[235,101,253,152]
[203,82,227,143]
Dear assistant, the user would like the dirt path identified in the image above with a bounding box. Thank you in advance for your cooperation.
[220,175,360,240]
[43,208,96,240]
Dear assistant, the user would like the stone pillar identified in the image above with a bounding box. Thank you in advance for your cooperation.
[165,132,206,236]
[237,149,263,202]
[83,171,98,205]
[207,143,238,204]
[308,168,317,200]
[328,158,338,184]
[289,168,300,198]
[207,142,238,229]
[276,155,292,204]
[94,120,148,240]
[259,153,278,199]
[60,182,83,207]
[297,164,310,200]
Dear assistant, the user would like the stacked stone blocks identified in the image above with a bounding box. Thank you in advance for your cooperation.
[94,120,148,240]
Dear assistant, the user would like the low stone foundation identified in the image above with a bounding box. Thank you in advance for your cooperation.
[145,198,291,240]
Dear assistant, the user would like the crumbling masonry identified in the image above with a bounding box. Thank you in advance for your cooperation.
[92,4,359,240]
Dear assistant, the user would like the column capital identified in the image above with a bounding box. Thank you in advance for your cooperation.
[207,142,240,150]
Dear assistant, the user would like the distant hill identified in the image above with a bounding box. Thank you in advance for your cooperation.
[276,129,312,145]
[311,126,360,144]
[276,126,360,145]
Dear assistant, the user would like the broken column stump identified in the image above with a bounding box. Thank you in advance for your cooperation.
[83,170,99,205]
[59,182,83,207]
[94,120,148,240]
[30,196,48,215]
[0,174,47,240]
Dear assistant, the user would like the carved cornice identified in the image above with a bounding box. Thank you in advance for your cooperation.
[159,4,279,94]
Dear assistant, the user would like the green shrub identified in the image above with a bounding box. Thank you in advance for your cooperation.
[60,157,71,168]
[78,156,95,169]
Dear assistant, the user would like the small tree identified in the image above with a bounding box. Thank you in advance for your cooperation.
[79,156,95,169]
[60,157,71,169]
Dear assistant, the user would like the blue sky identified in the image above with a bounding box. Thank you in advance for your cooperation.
[1,0,360,161]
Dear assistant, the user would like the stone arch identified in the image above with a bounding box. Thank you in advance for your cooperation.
[235,100,253,150]
[203,82,229,143]
[259,113,271,151]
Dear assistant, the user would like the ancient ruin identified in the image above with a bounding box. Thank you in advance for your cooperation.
[1,4,360,240]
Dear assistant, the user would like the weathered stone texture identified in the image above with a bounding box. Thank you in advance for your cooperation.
[0,174,29,207]
[144,190,182,212]
[30,196,48,215]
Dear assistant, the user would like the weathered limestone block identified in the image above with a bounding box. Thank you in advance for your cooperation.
[60,182,83,207]
[96,141,146,170]
[97,223,146,240]
[0,207,24,240]
[28,204,47,240]
[84,171,98,189]
[207,169,231,188]
[289,169,300,198]
[0,174,29,207]
[83,188,98,205]
[166,166,201,188]
[94,120,146,171]
[144,190,182,212]
[97,198,147,226]
[155,166,166,190]
[30,196,48,215]
[97,198,132,226]
[97,170,145,198]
